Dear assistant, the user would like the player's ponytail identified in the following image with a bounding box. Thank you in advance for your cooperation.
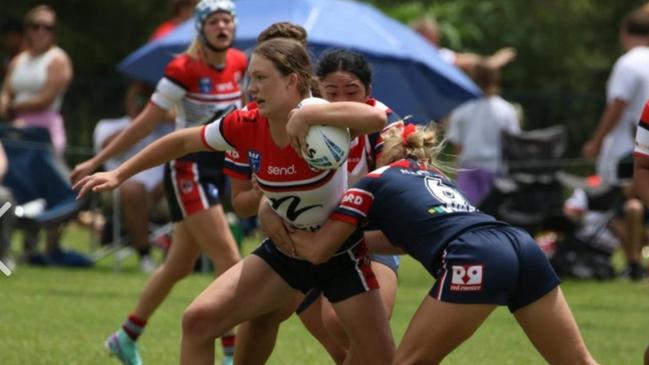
[379,122,446,170]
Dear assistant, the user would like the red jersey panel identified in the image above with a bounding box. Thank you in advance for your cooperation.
[202,108,348,230]
[151,49,247,129]
[635,100,649,159]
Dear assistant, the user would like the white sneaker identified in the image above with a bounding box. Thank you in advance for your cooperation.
[139,256,156,274]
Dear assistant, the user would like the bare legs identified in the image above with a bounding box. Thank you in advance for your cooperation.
[394,287,597,365]
[182,255,395,365]
[131,205,240,322]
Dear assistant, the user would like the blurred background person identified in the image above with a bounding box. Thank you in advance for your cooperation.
[93,82,173,273]
[411,15,516,73]
[582,7,649,186]
[0,4,73,157]
[149,0,198,41]
[445,60,520,206]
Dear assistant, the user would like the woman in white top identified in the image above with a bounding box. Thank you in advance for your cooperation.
[0,5,73,156]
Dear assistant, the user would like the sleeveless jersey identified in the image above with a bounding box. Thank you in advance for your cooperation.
[331,159,506,267]
[151,49,247,129]
[201,107,348,230]
[635,100,649,159]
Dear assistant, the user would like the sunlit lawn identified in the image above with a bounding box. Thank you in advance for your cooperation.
[0,225,647,364]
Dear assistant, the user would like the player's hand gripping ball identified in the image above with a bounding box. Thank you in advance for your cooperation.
[297,97,350,170]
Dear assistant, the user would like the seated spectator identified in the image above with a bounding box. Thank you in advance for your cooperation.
[445,60,520,205]
[0,5,73,158]
[93,82,172,272]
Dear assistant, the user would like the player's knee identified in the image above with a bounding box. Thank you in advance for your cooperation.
[182,304,214,339]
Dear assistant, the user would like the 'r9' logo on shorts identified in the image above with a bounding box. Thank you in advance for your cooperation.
[451,265,483,285]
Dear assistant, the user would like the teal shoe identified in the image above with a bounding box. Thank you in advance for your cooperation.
[105,329,143,365]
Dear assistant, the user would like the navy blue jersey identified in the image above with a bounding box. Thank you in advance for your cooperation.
[331,159,508,270]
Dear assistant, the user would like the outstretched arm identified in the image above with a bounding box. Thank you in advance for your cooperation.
[583,98,627,159]
[74,126,208,198]
[71,102,168,183]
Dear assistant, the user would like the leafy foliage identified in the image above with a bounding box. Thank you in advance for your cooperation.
[1,0,646,161]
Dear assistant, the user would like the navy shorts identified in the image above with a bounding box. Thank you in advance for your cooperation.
[253,234,378,304]
[430,225,560,312]
[295,253,399,315]
[163,152,225,222]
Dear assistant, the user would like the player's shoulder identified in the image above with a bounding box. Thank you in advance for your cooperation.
[164,54,199,82]
[166,54,194,71]
[224,106,262,125]
[227,48,247,60]
[226,48,248,67]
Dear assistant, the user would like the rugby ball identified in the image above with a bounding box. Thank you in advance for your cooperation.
[297,98,350,170]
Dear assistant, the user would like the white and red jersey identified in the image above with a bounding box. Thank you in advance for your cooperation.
[635,100,649,159]
[151,49,247,129]
[346,98,401,186]
[201,107,348,230]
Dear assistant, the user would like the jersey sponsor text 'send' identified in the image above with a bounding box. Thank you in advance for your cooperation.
[202,107,348,231]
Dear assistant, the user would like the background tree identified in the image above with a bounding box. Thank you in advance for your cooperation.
[0,0,645,164]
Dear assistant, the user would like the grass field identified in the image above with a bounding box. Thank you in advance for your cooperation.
[1,226,648,364]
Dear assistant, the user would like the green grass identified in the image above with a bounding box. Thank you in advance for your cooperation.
[0,226,647,364]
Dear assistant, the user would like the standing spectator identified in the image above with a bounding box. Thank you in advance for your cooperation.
[0,18,25,81]
[0,5,73,157]
[583,8,649,185]
[411,15,516,73]
[445,60,520,206]
[71,1,245,364]
[93,82,173,273]
[149,0,198,41]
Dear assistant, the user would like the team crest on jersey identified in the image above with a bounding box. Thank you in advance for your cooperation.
[450,264,483,292]
[248,150,261,173]
[180,179,194,194]
[199,77,212,93]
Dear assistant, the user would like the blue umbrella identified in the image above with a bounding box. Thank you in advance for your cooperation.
[118,0,480,122]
